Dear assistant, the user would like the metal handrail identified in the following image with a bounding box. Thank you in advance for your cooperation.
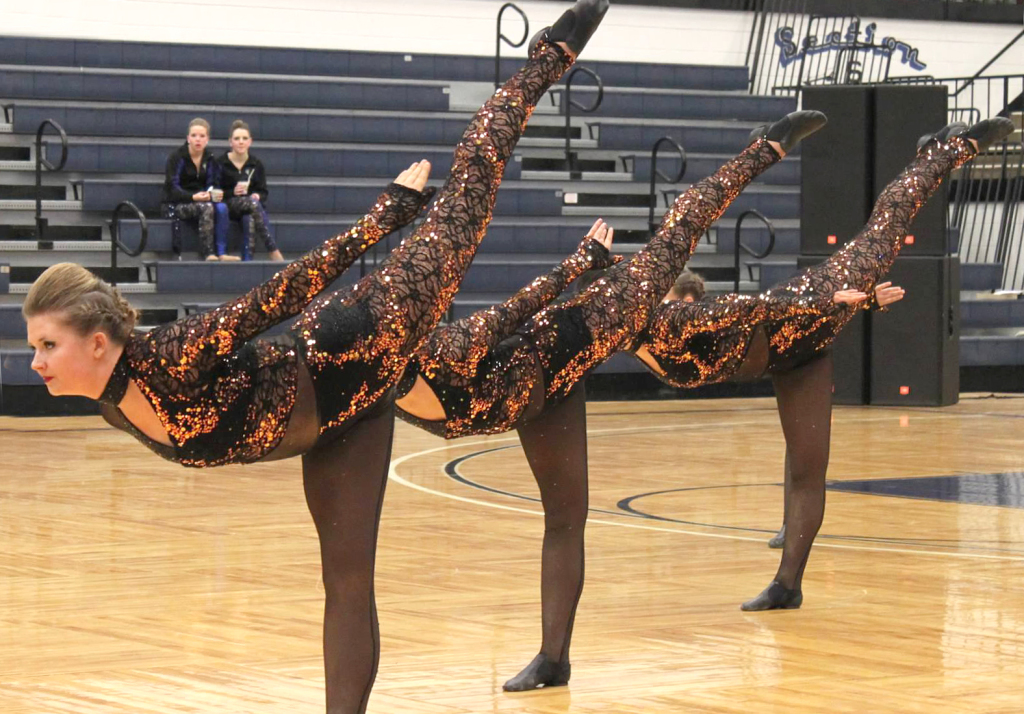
[959,27,1023,95]
[647,136,687,233]
[34,118,68,245]
[495,3,529,89]
[733,209,776,293]
[563,66,603,177]
[109,201,148,287]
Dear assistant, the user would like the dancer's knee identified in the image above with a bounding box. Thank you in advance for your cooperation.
[544,501,588,533]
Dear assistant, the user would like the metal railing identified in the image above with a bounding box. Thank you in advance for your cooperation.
[733,209,776,293]
[950,141,1024,290]
[109,201,148,287]
[562,67,604,177]
[34,119,68,246]
[646,137,687,233]
[495,3,529,89]
[884,74,1023,123]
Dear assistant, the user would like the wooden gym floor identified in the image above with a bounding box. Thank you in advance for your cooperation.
[2,394,1023,713]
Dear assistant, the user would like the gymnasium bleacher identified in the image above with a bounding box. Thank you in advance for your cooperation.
[0,26,1021,413]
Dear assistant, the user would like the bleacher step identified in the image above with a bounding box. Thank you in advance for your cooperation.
[0,199,82,211]
[7,282,156,294]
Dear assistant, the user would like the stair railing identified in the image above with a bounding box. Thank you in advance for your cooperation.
[647,136,687,234]
[35,119,68,247]
[495,3,529,89]
[109,201,148,288]
[733,209,776,293]
[563,67,603,178]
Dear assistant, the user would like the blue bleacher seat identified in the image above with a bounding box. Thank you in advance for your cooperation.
[0,35,750,91]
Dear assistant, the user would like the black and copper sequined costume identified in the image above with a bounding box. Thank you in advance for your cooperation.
[392,139,785,691]
[97,41,575,467]
[639,135,976,387]
[397,139,782,439]
[396,236,617,437]
[630,135,977,612]
[94,42,576,714]
[98,182,432,465]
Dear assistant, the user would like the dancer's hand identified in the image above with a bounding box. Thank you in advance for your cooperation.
[832,289,869,305]
[874,282,906,307]
[192,191,211,202]
[585,218,615,251]
[395,160,432,193]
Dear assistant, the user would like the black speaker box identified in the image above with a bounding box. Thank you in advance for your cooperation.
[869,256,960,406]
[873,85,949,256]
[800,87,874,256]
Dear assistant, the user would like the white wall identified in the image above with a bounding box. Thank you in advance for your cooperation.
[0,0,1019,78]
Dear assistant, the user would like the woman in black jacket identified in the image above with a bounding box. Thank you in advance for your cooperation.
[218,120,284,261]
[161,117,228,260]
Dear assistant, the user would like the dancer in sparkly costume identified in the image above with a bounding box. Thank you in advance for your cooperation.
[22,4,608,711]
[394,110,829,690]
[398,117,1010,691]
[634,118,1012,612]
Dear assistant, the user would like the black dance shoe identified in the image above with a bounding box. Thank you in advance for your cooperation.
[530,0,610,57]
[966,117,1015,152]
[502,653,571,691]
[740,580,803,611]
[916,121,967,151]
[767,524,786,549]
[749,110,828,154]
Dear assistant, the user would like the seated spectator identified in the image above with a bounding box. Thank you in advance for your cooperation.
[161,118,228,261]
[218,120,283,261]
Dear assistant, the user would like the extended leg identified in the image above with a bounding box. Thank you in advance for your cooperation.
[301,402,396,714]
[504,386,589,691]
[295,21,598,431]
[519,111,827,404]
[742,353,833,611]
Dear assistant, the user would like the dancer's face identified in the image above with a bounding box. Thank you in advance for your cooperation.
[187,125,209,154]
[230,129,252,155]
[27,313,111,398]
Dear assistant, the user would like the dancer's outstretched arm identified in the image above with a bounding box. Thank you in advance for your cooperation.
[416,220,618,381]
[151,167,434,379]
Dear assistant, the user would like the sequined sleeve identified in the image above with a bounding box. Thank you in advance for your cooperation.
[415,238,616,381]
[145,182,432,379]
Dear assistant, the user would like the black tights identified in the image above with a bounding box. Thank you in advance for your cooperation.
[769,356,831,587]
[295,44,573,714]
[504,386,589,690]
[301,401,395,714]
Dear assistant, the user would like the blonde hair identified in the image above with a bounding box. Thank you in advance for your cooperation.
[23,263,138,344]
[188,117,211,135]
[230,119,251,138]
